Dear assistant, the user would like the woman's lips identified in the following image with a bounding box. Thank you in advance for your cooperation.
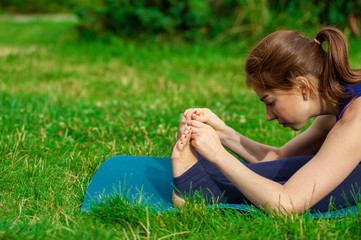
[280,122,287,127]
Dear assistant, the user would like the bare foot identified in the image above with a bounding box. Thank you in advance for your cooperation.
[172,190,185,208]
[171,126,198,207]
[176,116,187,139]
[171,127,197,178]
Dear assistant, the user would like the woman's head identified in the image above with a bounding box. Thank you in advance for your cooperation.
[253,85,316,131]
[245,27,361,104]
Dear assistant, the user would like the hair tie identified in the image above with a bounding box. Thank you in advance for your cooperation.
[314,38,322,45]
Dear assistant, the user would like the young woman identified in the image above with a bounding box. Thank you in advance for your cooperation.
[171,27,361,214]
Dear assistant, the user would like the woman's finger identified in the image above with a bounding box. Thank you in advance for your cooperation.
[183,109,192,117]
[184,108,199,117]
[192,111,207,122]
[186,119,209,128]
[181,116,186,124]
[184,108,203,120]
[186,109,198,120]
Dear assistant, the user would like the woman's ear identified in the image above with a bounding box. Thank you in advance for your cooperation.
[295,76,311,100]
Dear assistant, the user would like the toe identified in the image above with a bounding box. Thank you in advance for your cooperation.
[177,122,187,139]
[177,139,184,151]
[182,130,191,144]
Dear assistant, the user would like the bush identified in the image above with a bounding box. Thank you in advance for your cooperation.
[75,0,225,40]
[3,0,360,40]
[268,0,361,37]
[75,0,361,41]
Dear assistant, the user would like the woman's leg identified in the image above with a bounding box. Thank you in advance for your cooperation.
[186,153,361,212]
[196,154,314,204]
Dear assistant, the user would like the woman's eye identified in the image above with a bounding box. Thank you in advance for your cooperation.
[267,101,275,106]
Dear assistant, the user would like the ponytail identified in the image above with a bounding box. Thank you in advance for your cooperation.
[315,27,361,103]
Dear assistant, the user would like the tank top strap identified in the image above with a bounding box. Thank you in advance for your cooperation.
[337,83,361,121]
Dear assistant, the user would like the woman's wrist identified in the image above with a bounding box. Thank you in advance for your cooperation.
[219,125,235,144]
[212,146,234,166]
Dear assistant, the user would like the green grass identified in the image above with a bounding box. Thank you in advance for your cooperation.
[1,15,361,239]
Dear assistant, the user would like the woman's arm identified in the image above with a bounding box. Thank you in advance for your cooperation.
[222,115,336,162]
[188,98,361,213]
[185,108,335,163]
[183,108,279,162]
[219,125,279,162]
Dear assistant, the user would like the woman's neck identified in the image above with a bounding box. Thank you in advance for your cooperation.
[314,96,340,116]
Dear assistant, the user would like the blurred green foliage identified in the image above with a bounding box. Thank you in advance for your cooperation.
[0,0,73,13]
[270,0,361,35]
[1,0,361,40]
[74,0,231,40]
[74,0,361,41]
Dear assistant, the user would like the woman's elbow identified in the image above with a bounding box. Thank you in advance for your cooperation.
[259,198,310,215]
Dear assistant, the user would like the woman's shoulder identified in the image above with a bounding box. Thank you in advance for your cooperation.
[337,97,361,124]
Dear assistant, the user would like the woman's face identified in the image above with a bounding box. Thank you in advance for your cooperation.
[254,87,311,131]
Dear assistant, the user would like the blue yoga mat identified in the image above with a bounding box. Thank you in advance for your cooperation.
[81,155,359,218]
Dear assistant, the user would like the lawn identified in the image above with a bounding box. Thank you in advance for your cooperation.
[1,15,361,239]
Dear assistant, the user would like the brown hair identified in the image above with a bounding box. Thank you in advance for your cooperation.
[245,27,361,104]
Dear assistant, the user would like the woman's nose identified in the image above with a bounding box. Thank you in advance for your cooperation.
[266,108,276,121]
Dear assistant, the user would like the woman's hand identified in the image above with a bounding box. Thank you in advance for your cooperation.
[182,108,228,140]
[187,120,227,163]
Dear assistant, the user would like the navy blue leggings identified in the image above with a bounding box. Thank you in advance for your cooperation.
[173,154,361,212]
